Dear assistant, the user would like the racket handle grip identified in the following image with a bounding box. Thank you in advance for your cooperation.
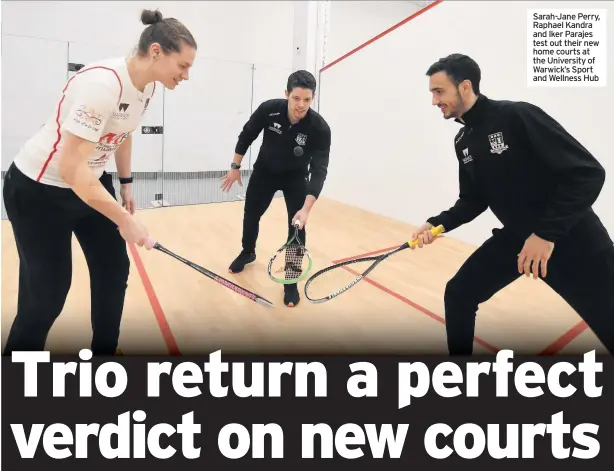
[409,224,445,248]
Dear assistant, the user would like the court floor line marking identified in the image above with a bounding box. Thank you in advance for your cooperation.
[129,243,182,356]
[332,237,447,264]
[333,245,400,263]
[538,321,588,356]
[336,243,592,356]
[332,257,500,354]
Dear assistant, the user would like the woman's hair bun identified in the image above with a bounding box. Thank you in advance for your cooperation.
[141,9,163,25]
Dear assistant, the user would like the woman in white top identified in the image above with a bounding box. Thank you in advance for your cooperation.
[2,9,197,355]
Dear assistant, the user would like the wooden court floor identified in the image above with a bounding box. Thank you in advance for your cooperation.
[1,197,607,355]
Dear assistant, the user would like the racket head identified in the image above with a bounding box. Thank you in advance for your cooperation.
[268,243,313,284]
[303,255,381,303]
[304,225,445,303]
[268,219,312,284]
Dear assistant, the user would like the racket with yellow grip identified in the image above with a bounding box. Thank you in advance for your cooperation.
[304,225,445,303]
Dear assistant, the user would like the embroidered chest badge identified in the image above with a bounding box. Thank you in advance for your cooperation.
[488,132,509,154]
[295,133,307,146]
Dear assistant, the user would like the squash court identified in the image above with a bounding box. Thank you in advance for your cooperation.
[1,1,611,358]
[1,195,607,356]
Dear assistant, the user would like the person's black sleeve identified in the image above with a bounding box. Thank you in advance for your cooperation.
[234,102,269,156]
[427,153,489,232]
[307,123,331,198]
[512,102,606,242]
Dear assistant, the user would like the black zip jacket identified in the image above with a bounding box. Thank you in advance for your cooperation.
[234,98,331,198]
[428,94,611,256]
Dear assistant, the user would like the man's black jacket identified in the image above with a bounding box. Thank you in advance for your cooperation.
[428,94,611,257]
[235,98,331,198]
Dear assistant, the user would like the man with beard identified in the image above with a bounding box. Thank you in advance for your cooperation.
[412,53,614,355]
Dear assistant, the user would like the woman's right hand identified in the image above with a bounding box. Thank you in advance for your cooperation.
[118,215,152,248]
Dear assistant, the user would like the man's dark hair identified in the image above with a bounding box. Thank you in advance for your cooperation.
[426,54,481,94]
[287,70,317,94]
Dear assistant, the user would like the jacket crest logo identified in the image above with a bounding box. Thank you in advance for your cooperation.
[488,132,509,154]
[296,133,307,146]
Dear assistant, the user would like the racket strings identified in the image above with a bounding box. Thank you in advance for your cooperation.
[272,244,309,281]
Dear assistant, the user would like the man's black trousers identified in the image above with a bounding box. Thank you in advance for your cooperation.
[444,228,614,355]
[242,168,308,253]
[2,163,130,356]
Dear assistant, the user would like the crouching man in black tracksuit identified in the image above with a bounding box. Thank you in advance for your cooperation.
[221,70,332,307]
[413,53,614,355]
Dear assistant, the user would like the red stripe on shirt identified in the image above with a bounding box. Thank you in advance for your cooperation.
[37,66,123,182]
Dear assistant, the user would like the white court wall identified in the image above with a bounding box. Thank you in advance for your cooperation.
[321,1,425,68]
[318,0,614,247]
[1,1,296,173]
[1,1,294,67]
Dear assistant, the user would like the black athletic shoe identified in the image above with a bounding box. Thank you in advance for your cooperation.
[284,284,300,307]
[228,250,256,273]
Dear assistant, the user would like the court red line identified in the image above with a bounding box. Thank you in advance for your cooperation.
[339,243,592,355]
[332,253,500,354]
[333,238,447,264]
[334,245,400,263]
[320,0,444,72]
[129,243,181,356]
[539,321,588,356]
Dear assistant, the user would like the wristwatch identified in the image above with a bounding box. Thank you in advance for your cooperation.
[231,163,241,169]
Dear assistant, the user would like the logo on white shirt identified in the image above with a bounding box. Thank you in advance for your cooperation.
[113,102,130,120]
[73,105,103,132]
